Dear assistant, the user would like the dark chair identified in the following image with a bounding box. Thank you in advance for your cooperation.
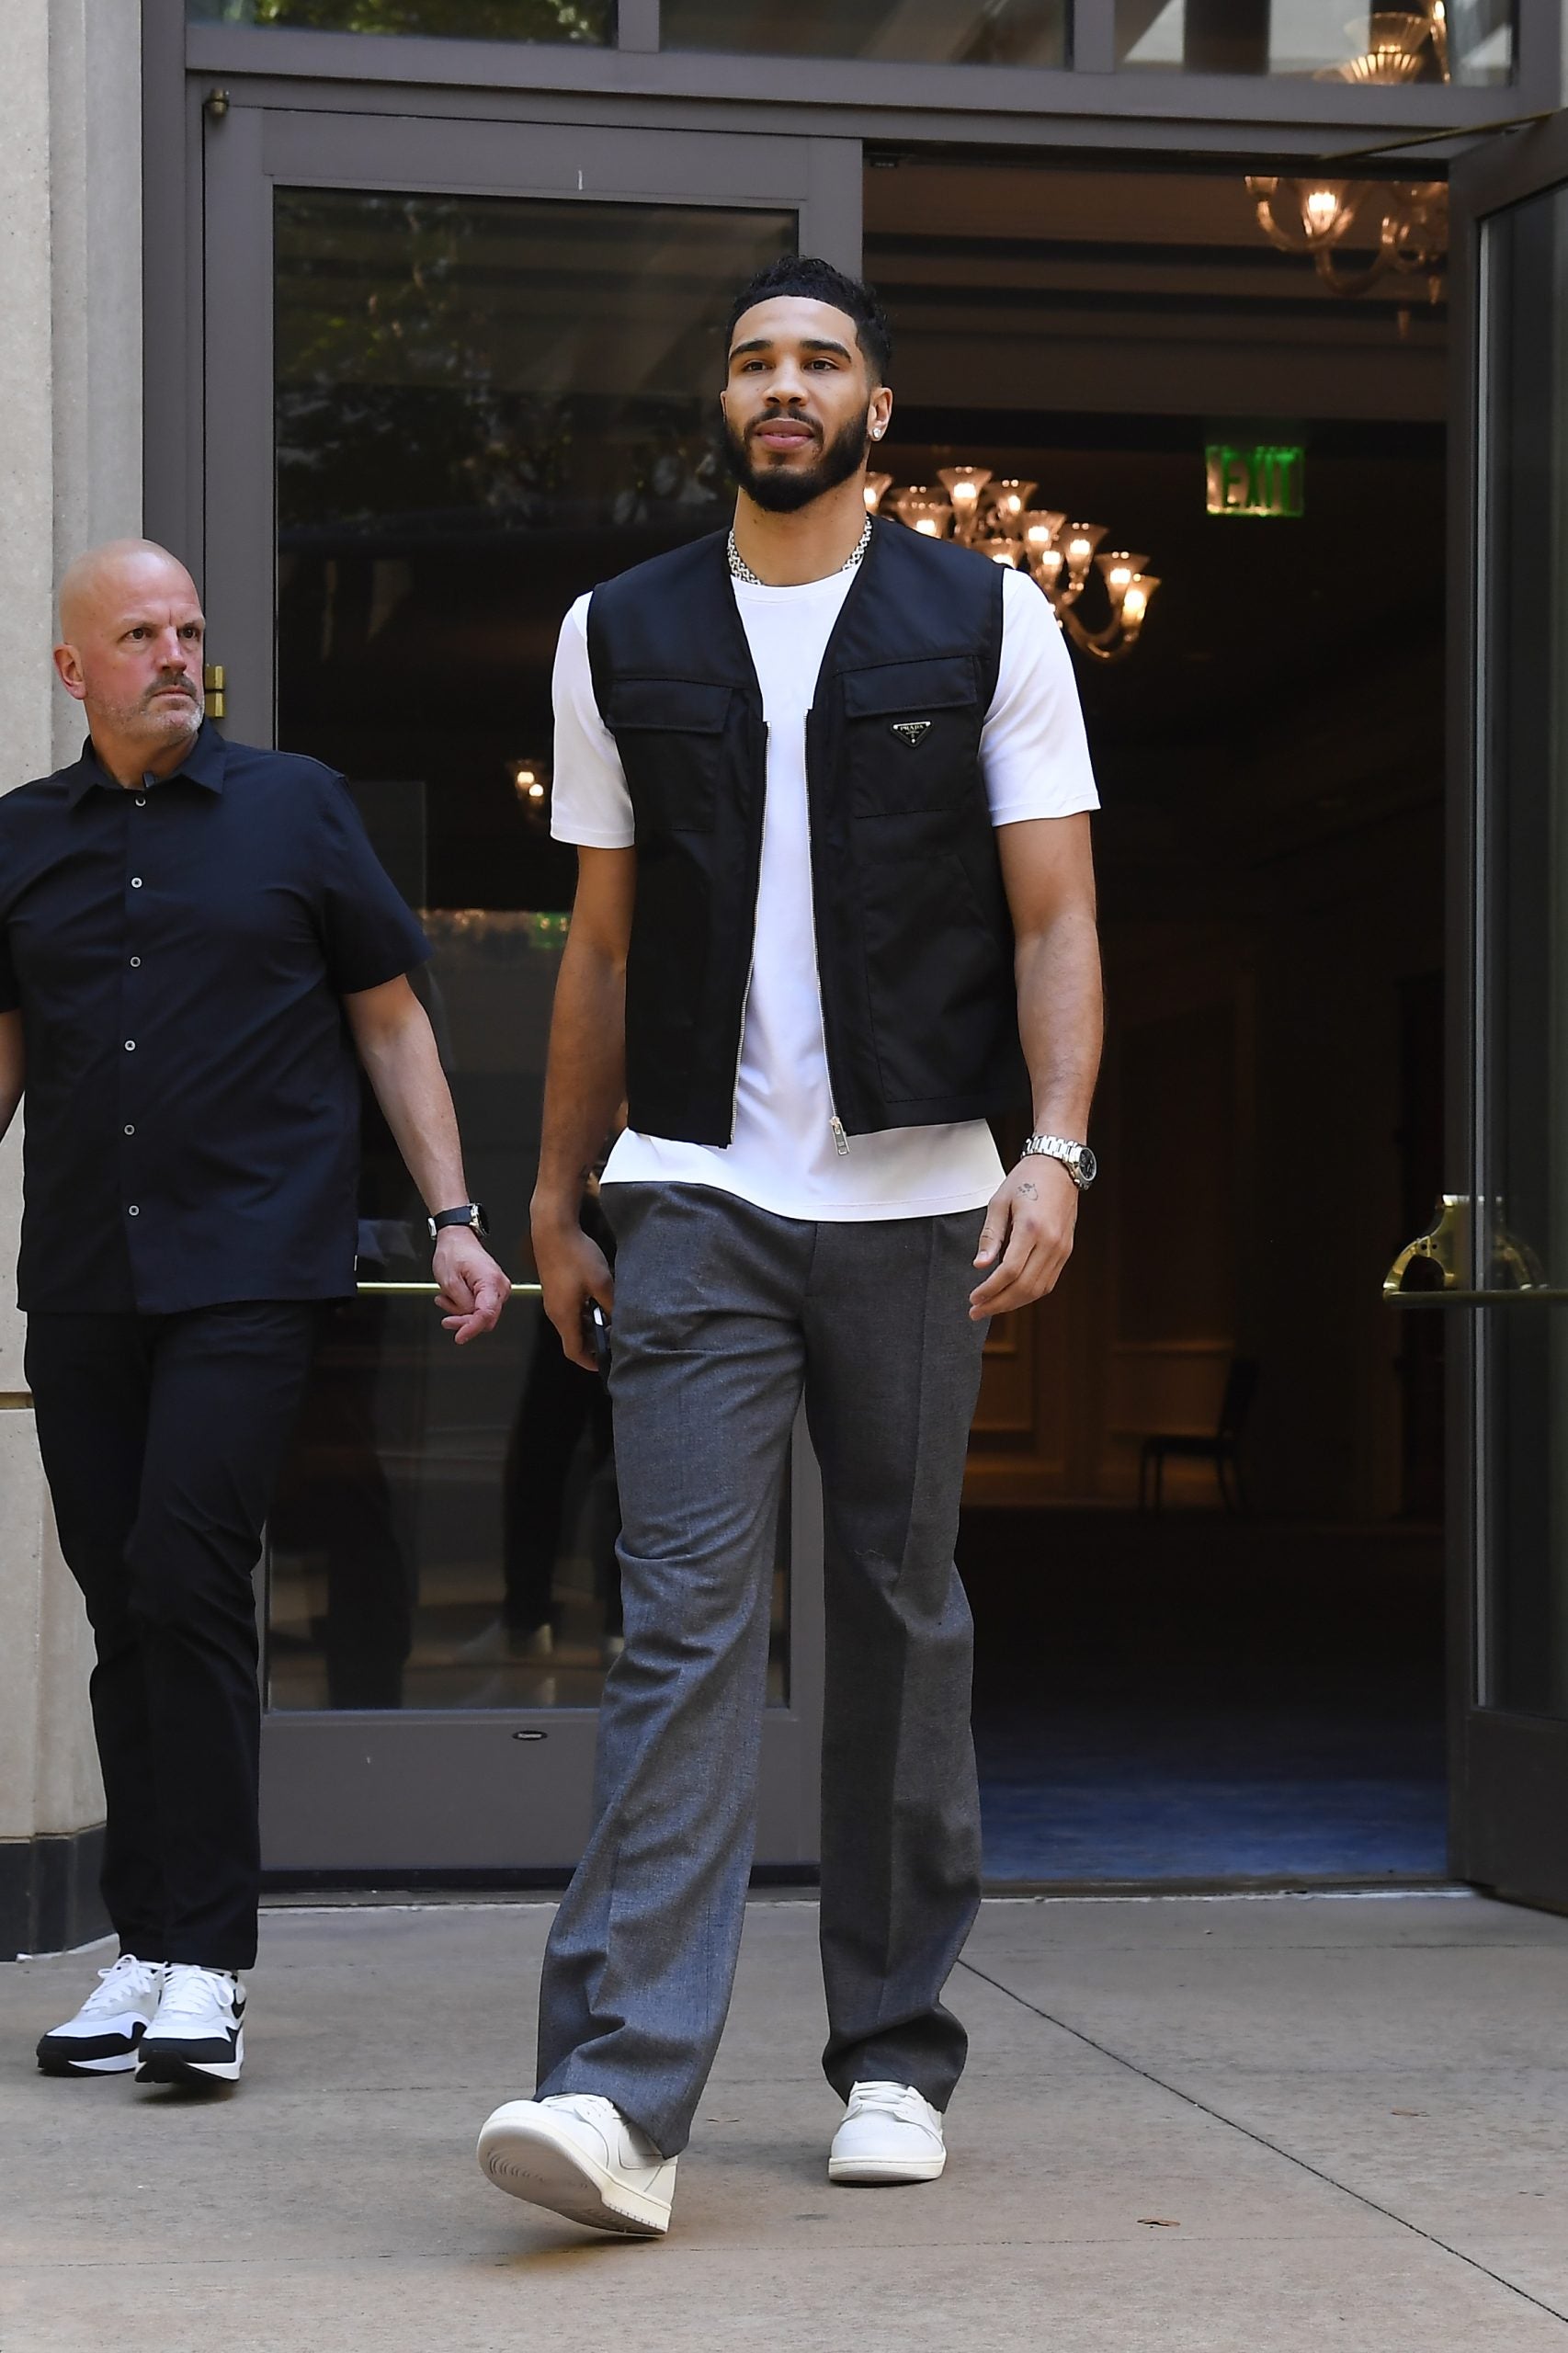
[1139,1358,1259,1515]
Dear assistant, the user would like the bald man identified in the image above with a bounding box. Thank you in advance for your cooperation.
[5,541,509,2088]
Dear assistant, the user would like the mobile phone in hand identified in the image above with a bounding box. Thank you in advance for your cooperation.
[584,1298,612,1380]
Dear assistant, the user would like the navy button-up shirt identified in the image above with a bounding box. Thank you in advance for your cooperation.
[0,723,429,1314]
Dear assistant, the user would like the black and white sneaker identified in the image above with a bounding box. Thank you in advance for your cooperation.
[36,1953,167,2076]
[135,1964,245,2086]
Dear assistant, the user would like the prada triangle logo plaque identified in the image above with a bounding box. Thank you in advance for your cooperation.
[891,720,932,745]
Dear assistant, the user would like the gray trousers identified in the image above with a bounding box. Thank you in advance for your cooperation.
[534,1185,988,2158]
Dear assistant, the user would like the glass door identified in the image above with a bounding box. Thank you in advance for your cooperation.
[201,103,858,1873]
[1388,115,1568,1909]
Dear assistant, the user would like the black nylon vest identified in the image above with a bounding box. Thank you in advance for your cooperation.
[585,516,1023,1145]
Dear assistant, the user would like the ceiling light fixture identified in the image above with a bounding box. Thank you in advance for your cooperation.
[865,469,1159,665]
[1245,175,1448,301]
[1244,6,1449,304]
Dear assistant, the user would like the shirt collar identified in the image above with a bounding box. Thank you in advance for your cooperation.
[65,720,228,806]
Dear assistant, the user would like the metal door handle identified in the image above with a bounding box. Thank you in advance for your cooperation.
[1385,1192,1469,1295]
[1383,1194,1555,1304]
[354,1280,543,1297]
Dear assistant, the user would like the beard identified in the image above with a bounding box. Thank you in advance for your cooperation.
[722,406,871,514]
[98,679,204,741]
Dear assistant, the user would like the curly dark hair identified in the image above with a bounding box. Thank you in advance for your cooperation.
[724,255,892,387]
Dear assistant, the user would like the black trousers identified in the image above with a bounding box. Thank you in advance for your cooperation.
[501,1318,620,1637]
[26,1302,321,1970]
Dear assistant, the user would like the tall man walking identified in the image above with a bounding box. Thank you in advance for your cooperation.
[477,257,1101,2234]
[7,540,509,2087]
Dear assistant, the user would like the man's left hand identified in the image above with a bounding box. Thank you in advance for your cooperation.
[969,1156,1079,1321]
[433,1228,512,1344]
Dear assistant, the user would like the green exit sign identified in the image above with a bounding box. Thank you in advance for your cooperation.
[1206,444,1305,517]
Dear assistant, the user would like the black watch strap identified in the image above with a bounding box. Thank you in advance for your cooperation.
[428,1201,489,1242]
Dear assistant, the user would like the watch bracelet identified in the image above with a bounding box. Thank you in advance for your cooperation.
[1020,1133,1093,1190]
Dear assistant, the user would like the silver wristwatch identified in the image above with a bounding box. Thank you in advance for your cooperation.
[1021,1133,1098,1191]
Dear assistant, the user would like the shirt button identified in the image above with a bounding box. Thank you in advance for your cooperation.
[131,876,142,888]
[128,1204,140,1218]
[129,956,141,969]
[124,1040,135,1051]
[123,1123,135,1137]
[134,795,146,808]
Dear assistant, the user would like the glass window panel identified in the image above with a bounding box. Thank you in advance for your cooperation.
[264,189,793,1711]
[187,0,612,41]
[266,1295,791,1711]
[1115,0,1515,83]
[661,0,1064,65]
[1480,181,1568,1717]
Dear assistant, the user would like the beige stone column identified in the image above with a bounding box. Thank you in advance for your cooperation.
[0,0,142,1958]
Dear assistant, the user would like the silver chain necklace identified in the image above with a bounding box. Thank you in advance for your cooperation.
[727,515,873,587]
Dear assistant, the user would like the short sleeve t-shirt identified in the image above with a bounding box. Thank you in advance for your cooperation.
[551,559,1098,1223]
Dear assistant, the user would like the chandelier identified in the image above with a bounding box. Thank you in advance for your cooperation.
[866,468,1160,665]
[1320,5,1449,85]
[1245,175,1447,300]
[1244,8,1449,302]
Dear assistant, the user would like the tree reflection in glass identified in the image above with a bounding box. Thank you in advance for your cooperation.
[190,0,611,41]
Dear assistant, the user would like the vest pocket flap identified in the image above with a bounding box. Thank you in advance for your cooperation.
[841,656,979,719]
[606,678,733,734]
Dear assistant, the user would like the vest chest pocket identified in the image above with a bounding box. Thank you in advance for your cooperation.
[605,677,734,835]
[840,655,985,821]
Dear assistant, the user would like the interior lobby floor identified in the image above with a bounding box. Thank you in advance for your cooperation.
[963,1513,1448,1885]
[5,1893,1567,2352]
[975,1696,1448,1883]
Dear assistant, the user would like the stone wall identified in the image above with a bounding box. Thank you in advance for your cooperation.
[0,0,142,1959]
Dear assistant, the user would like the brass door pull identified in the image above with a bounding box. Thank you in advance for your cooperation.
[1384,1194,1554,1303]
[1385,1193,1470,1296]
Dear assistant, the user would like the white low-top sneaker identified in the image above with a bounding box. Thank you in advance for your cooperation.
[829,2080,948,2185]
[36,1953,167,2076]
[135,1964,245,2086]
[477,2094,676,2236]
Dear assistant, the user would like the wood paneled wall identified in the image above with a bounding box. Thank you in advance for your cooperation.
[965,936,1250,1506]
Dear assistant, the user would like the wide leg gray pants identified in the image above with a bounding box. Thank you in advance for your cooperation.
[534,1184,989,2158]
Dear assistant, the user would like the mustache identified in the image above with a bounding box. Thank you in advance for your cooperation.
[748,411,822,443]
[143,678,199,702]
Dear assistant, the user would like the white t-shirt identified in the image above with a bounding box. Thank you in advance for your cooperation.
[551,559,1099,1223]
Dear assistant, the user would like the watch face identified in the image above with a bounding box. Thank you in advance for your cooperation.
[1076,1147,1097,1187]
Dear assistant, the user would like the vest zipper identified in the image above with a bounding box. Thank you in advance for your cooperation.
[804,705,850,1156]
[733,955,757,1140]
[731,725,764,1140]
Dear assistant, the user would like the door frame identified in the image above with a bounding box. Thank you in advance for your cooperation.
[1445,114,1568,1905]
[200,101,861,745]
[197,94,855,1872]
[153,6,1567,1893]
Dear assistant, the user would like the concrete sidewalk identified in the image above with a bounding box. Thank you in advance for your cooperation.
[3,1891,1567,2351]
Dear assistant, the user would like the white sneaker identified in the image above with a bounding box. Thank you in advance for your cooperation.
[135,1964,245,2086]
[828,2081,948,2184]
[477,2094,676,2236]
[36,1953,167,2076]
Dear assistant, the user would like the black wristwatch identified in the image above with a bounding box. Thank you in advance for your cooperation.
[428,1202,489,1243]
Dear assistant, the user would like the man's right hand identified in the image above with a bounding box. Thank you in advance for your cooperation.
[532,1214,615,1371]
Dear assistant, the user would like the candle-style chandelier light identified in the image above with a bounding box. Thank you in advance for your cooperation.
[1245,175,1447,301]
[1322,3,1450,84]
[867,466,1160,665]
[1243,9,1449,306]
